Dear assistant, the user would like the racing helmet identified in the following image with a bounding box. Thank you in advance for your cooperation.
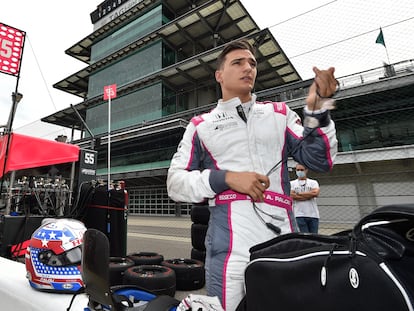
[25,218,87,293]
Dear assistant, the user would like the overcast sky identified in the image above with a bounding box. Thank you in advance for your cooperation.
[1,0,413,140]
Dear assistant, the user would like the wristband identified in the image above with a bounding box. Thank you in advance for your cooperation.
[316,80,340,99]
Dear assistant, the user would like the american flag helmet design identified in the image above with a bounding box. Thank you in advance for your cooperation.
[25,218,87,293]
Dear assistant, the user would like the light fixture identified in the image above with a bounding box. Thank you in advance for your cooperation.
[3,92,24,134]
[12,92,23,104]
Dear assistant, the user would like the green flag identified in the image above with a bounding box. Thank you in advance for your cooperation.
[376,28,386,47]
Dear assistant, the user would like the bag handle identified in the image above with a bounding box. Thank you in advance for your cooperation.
[353,204,414,238]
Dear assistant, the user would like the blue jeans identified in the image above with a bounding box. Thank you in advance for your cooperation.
[296,217,319,233]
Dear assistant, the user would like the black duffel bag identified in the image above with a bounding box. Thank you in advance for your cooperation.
[237,204,414,311]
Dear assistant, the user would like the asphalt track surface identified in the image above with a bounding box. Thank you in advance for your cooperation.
[127,215,193,259]
[125,215,352,302]
[126,215,206,300]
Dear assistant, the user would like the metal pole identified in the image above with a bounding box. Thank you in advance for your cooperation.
[108,95,111,191]
[0,94,23,202]
[384,45,391,66]
[68,161,76,216]
[107,95,112,239]
[5,170,15,214]
[70,104,95,149]
[0,29,26,205]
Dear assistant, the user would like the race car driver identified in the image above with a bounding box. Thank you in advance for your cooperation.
[167,39,338,311]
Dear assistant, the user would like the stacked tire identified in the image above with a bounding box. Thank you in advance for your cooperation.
[109,253,168,288]
[119,253,205,295]
[121,251,177,296]
[161,258,205,291]
[108,256,135,286]
[127,252,164,266]
[123,264,177,297]
[190,203,210,263]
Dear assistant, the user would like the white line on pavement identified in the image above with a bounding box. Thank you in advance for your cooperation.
[127,232,191,243]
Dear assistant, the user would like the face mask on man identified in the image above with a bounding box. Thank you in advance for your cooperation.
[296,170,306,178]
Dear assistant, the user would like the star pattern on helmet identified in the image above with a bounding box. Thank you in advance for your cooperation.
[41,238,49,247]
[34,226,76,244]
[31,248,80,277]
[59,232,72,245]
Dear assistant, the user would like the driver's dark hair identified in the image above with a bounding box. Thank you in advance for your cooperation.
[217,39,256,69]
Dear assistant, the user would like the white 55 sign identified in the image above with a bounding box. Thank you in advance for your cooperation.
[84,152,95,165]
[78,149,97,184]
[0,23,25,76]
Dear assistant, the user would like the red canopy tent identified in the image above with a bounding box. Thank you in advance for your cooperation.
[0,133,80,178]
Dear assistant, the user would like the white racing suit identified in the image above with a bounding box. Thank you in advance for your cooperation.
[167,95,337,310]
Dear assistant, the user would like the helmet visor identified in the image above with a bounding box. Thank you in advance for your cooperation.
[39,246,82,267]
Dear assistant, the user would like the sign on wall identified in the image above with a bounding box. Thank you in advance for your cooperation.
[90,0,144,30]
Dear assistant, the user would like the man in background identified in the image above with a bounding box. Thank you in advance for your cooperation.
[290,163,321,233]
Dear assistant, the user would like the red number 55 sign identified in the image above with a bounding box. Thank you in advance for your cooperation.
[0,23,25,76]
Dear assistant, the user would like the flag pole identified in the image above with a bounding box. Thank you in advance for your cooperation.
[1,80,23,192]
[376,27,391,65]
[384,45,391,65]
[104,84,116,191]
[103,83,116,237]
[107,93,111,191]
[0,25,26,207]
